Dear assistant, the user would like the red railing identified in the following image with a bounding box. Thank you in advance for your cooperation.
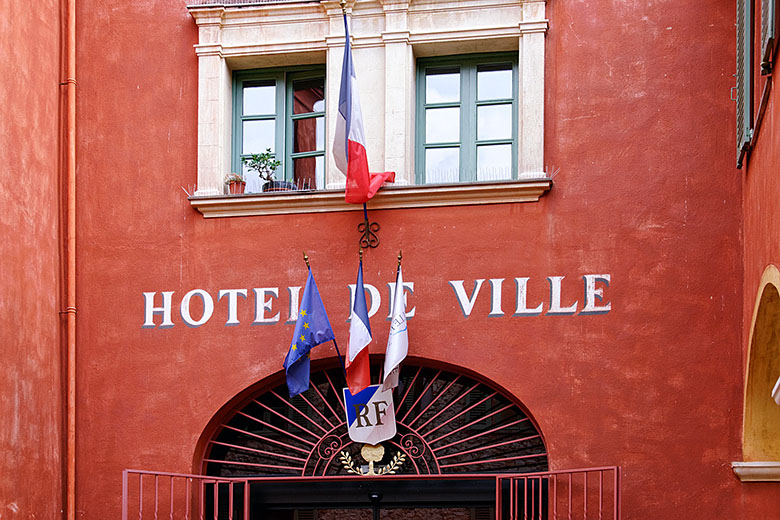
[497,467,620,520]
[122,466,620,519]
[121,470,250,520]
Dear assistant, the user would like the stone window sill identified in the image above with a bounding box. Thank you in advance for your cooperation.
[731,461,780,482]
[189,179,553,218]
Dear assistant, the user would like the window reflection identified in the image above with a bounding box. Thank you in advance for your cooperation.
[293,117,324,154]
[243,120,275,154]
[243,81,275,115]
[477,144,512,181]
[426,107,460,143]
[426,67,460,103]
[477,104,512,141]
[426,148,460,183]
[293,78,325,115]
[293,155,324,190]
[477,64,512,101]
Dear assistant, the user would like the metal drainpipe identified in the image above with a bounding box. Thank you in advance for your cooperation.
[65,0,77,517]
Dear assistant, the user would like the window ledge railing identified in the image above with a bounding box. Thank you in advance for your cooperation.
[189,178,552,218]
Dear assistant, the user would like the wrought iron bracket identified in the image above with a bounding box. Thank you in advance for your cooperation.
[358,208,380,248]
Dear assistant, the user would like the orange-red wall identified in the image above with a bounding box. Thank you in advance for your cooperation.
[741,32,780,515]
[0,1,64,517]
[74,0,745,518]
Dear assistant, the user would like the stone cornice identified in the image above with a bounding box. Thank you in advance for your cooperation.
[731,461,780,482]
[519,19,549,34]
[382,30,411,44]
[409,25,523,45]
[189,179,552,218]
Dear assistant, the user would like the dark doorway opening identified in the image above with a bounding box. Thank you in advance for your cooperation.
[204,476,548,520]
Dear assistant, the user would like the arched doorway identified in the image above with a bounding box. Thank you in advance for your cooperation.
[743,266,780,462]
[199,360,548,518]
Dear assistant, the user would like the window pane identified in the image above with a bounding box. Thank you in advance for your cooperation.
[243,82,275,115]
[426,148,459,183]
[293,116,324,153]
[293,155,324,190]
[426,68,460,103]
[477,104,512,140]
[242,161,266,194]
[426,107,460,143]
[243,120,275,154]
[293,78,325,115]
[477,144,512,181]
[477,65,512,100]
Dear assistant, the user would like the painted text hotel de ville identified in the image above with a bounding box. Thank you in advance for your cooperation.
[3,0,780,518]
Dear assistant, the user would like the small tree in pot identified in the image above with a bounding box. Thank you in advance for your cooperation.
[243,149,295,192]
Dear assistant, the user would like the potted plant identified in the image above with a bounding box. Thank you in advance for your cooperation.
[243,149,295,192]
[224,172,246,195]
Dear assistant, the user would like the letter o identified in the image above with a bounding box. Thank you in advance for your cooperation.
[180,289,214,327]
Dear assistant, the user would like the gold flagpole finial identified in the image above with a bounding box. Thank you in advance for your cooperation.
[359,248,363,261]
[397,250,402,268]
[303,251,310,268]
[339,0,347,13]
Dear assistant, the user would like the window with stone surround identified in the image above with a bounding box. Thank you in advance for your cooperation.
[416,53,518,184]
[187,0,551,218]
[234,67,326,192]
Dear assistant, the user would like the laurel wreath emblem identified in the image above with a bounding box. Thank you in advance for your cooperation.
[339,451,363,475]
[339,449,406,475]
[377,451,406,475]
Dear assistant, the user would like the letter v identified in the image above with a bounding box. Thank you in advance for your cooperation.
[448,280,485,317]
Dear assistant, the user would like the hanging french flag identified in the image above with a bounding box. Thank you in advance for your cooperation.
[333,13,395,204]
[346,259,372,394]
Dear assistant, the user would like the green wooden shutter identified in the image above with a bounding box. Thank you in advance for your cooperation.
[736,0,753,168]
[761,0,776,73]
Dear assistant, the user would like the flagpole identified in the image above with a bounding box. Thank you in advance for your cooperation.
[332,338,349,383]
[304,250,349,382]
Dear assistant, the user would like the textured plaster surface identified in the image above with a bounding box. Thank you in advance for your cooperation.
[741,29,780,514]
[74,0,744,518]
[0,0,64,518]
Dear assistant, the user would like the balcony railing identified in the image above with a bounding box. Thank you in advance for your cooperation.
[122,466,620,520]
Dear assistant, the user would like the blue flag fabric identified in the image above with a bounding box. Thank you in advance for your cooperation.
[284,269,335,397]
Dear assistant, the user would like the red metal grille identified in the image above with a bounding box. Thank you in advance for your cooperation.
[497,467,620,520]
[204,364,548,476]
[121,468,621,519]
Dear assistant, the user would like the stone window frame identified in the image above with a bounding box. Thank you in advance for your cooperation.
[187,0,550,217]
[233,66,327,191]
[415,52,519,185]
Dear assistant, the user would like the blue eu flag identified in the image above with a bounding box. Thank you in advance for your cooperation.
[284,269,335,397]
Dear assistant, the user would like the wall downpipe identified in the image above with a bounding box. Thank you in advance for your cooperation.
[65,0,77,517]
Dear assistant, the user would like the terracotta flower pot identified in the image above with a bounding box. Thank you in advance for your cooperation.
[228,180,246,195]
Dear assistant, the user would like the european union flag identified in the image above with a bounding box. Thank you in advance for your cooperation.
[284,268,335,397]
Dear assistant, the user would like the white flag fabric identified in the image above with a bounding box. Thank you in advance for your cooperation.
[382,266,408,390]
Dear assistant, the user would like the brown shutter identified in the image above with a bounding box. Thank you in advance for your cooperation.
[736,0,753,168]
[761,0,776,73]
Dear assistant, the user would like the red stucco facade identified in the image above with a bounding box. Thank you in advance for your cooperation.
[0,1,65,518]
[740,1,780,513]
[5,0,780,518]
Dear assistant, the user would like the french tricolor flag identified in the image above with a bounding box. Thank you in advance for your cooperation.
[346,259,372,394]
[333,14,394,203]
